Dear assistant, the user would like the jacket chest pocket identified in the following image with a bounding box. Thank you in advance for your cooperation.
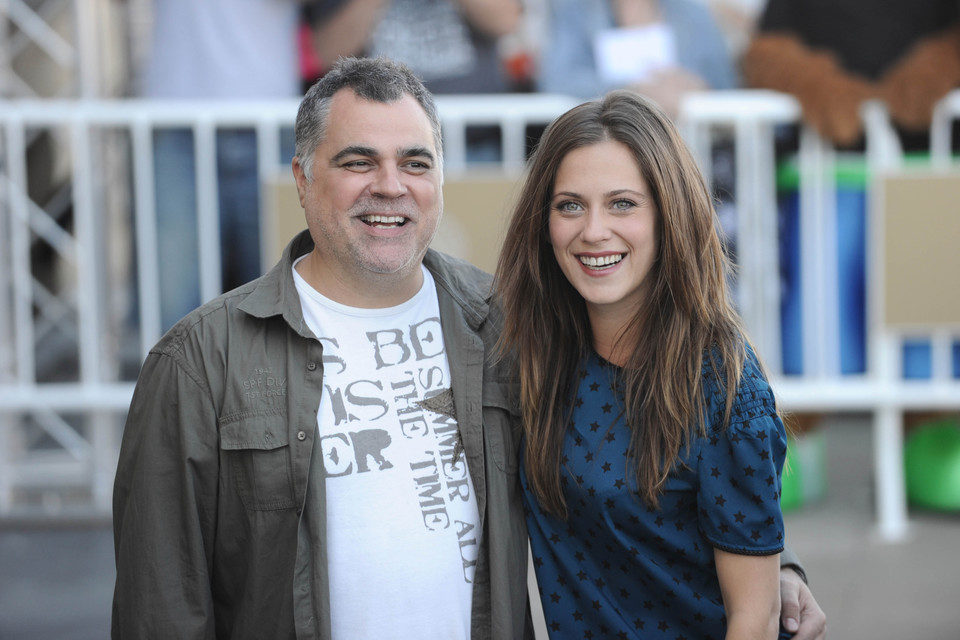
[219,415,296,511]
[482,380,521,475]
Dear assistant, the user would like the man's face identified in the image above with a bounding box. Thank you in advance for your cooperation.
[293,89,442,303]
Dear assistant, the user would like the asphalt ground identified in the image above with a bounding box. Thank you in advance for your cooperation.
[2,416,959,639]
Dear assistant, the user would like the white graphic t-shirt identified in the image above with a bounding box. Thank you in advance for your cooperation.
[293,260,479,639]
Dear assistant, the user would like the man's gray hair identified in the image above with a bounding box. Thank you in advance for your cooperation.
[295,57,444,180]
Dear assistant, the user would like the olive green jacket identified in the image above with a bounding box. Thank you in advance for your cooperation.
[112,230,531,639]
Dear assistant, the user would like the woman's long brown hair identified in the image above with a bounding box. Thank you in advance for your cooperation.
[494,91,747,516]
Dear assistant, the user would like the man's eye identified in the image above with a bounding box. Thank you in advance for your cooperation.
[405,161,430,171]
[343,160,372,169]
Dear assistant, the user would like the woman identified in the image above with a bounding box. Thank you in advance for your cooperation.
[494,91,788,639]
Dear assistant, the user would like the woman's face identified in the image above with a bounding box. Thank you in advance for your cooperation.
[548,139,659,325]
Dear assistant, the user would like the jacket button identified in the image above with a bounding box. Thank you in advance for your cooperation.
[306,362,317,371]
[297,430,307,441]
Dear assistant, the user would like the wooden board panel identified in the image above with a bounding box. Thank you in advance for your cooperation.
[879,171,960,327]
[263,170,522,275]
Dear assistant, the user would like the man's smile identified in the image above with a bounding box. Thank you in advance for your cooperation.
[358,214,409,228]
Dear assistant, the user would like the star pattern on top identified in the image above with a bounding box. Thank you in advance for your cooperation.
[522,350,788,639]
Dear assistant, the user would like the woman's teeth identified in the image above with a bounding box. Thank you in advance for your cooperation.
[579,254,623,268]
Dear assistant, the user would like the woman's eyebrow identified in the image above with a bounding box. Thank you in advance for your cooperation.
[604,189,644,198]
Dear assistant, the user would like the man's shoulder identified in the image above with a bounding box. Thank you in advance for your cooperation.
[150,278,265,361]
[423,249,494,304]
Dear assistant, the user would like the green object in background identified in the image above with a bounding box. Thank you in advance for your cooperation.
[779,431,827,513]
[780,439,804,512]
[904,418,960,511]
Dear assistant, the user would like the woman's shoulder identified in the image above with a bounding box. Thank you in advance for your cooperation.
[700,344,778,431]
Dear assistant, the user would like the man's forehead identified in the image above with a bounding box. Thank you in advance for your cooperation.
[324,89,435,149]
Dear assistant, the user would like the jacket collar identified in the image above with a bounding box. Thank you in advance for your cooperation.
[236,229,315,338]
[237,229,491,333]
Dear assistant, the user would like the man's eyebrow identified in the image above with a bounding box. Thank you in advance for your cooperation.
[330,145,378,164]
[399,146,435,162]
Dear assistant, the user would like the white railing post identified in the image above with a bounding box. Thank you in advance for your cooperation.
[6,116,33,384]
[733,118,782,371]
[441,116,468,174]
[132,120,161,355]
[862,99,909,541]
[751,120,782,373]
[195,119,222,305]
[71,117,102,383]
[500,116,526,172]
[257,118,283,275]
[798,128,839,377]
[929,93,956,167]
[72,0,99,98]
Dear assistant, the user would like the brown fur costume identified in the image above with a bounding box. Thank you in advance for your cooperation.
[744,26,960,145]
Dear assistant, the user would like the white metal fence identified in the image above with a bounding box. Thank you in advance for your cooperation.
[1,91,959,539]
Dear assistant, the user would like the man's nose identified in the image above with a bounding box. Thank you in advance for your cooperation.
[370,164,407,198]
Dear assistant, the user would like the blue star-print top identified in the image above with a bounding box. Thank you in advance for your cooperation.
[522,350,789,639]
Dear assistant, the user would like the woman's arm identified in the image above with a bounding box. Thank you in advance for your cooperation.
[715,549,781,640]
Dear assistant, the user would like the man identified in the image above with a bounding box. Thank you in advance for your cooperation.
[113,57,825,639]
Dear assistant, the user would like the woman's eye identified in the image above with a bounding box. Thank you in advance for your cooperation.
[612,199,636,210]
[555,200,583,213]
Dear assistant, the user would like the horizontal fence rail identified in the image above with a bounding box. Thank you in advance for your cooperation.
[0,91,959,537]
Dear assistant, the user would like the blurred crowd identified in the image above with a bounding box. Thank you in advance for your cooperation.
[142,0,960,134]
[139,0,960,329]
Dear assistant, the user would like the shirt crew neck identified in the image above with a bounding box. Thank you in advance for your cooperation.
[291,256,432,318]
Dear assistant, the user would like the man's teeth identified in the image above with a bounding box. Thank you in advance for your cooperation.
[361,214,405,226]
[579,254,623,268]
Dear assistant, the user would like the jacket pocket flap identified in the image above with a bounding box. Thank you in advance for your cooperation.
[219,417,289,451]
[481,380,520,414]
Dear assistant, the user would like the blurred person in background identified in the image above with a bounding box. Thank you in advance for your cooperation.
[305,0,525,161]
[141,0,311,331]
[306,0,523,94]
[537,0,736,118]
[308,0,523,162]
[702,0,764,61]
[743,0,960,149]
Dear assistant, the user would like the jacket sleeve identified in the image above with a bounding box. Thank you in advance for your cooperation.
[780,546,807,583]
[112,351,220,639]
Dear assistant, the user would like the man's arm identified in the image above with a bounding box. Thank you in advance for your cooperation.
[453,0,522,38]
[112,352,220,638]
[310,0,389,66]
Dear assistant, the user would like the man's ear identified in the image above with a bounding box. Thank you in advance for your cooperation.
[291,156,308,208]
